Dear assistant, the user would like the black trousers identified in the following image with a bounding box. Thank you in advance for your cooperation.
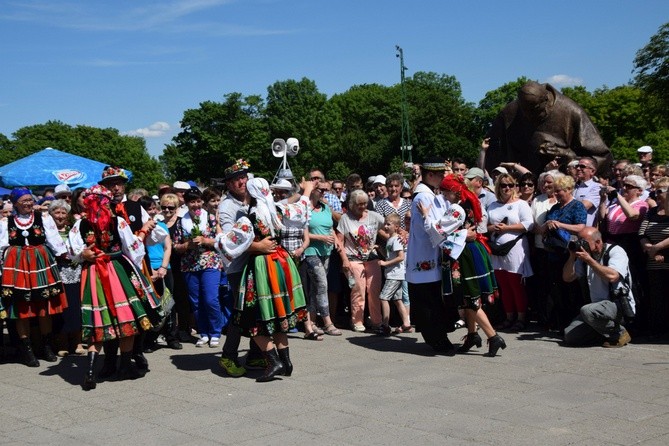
[222,272,262,359]
[408,281,458,349]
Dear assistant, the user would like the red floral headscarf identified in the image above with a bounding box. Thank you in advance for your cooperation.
[82,185,113,238]
[440,174,483,224]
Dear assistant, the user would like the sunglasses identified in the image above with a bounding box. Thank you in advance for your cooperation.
[161,205,176,211]
[318,188,329,193]
[576,164,592,170]
[623,184,639,189]
[520,182,534,187]
[499,183,515,189]
[658,188,669,194]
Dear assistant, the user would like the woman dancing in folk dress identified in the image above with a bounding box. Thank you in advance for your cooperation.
[0,188,68,367]
[69,185,163,390]
[232,178,307,382]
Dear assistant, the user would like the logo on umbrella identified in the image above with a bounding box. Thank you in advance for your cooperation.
[53,170,87,184]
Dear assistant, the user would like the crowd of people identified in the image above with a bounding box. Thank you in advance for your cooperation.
[1,143,667,390]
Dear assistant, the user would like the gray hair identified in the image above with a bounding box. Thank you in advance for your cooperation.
[624,174,648,190]
[48,199,71,214]
[348,189,369,207]
[538,169,564,188]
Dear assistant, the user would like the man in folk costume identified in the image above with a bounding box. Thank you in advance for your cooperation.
[406,157,462,355]
[96,166,157,379]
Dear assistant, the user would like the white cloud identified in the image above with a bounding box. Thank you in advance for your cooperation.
[544,74,584,88]
[124,121,170,138]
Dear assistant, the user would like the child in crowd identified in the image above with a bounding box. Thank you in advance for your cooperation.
[377,213,413,335]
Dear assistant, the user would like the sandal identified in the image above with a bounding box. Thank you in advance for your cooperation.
[324,324,342,336]
[311,324,325,336]
[394,325,415,334]
[304,332,324,341]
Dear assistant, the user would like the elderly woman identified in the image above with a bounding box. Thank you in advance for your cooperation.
[173,187,224,348]
[233,177,307,382]
[337,189,386,332]
[540,175,587,330]
[0,188,68,367]
[487,174,534,332]
[375,173,412,231]
[70,185,162,389]
[49,199,85,357]
[639,178,669,336]
[517,172,537,206]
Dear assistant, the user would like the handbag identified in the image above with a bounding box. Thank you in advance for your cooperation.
[543,228,571,251]
[151,279,175,331]
[488,233,524,256]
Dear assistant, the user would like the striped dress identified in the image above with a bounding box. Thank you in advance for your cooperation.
[70,217,163,343]
[234,213,307,337]
[0,213,67,319]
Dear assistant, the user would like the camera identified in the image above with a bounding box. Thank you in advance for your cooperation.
[568,239,590,253]
[607,190,618,201]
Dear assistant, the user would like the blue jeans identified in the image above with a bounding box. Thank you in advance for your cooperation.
[303,255,330,317]
[184,269,224,339]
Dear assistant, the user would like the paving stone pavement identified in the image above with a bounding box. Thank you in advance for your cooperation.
[1,328,669,446]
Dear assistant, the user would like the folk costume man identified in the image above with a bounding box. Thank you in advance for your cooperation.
[406,157,461,355]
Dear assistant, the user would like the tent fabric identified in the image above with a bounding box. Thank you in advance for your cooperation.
[0,147,132,189]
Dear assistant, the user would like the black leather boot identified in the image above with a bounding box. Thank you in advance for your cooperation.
[486,334,507,357]
[82,351,98,391]
[98,338,119,379]
[41,334,58,362]
[256,349,285,382]
[433,337,456,356]
[277,347,292,377]
[132,333,149,371]
[19,338,40,367]
[117,351,143,381]
[457,332,483,353]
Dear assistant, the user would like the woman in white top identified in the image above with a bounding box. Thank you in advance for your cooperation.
[487,173,534,332]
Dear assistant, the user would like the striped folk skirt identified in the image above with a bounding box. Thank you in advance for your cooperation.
[234,247,307,337]
[1,244,67,319]
[453,241,498,306]
[80,252,163,344]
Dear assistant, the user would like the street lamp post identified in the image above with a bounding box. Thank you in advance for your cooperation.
[396,45,412,164]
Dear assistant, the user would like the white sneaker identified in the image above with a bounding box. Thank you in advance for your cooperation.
[209,337,220,348]
[196,336,209,347]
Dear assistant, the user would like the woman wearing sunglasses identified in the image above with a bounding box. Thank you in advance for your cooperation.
[161,193,194,343]
[487,174,534,332]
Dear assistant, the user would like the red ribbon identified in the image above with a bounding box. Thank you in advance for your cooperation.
[476,233,492,255]
[91,248,116,319]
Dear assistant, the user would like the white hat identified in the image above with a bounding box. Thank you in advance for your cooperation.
[637,145,653,154]
[373,175,387,185]
[492,166,508,174]
[172,181,190,191]
[152,195,159,201]
[54,184,71,196]
[270,179,293,190]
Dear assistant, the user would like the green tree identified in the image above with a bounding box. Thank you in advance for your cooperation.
[329,83,399,178]
[634,22,669,120]
[265,78,341,180]
[163,93,269,183]
[407,72,478,165]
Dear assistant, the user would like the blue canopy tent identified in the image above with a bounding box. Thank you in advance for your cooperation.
[0,147,132,189]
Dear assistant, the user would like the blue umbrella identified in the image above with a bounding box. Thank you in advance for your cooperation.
[0,147,132,189]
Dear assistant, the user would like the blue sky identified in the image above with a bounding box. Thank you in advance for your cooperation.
[1,0,667,158]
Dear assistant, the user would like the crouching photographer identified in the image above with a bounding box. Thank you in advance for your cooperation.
[562,227,635,348]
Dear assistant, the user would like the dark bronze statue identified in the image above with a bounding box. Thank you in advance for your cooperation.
[484,81,612,176]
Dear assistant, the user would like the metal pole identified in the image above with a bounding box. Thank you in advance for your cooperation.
[396,45,412,163]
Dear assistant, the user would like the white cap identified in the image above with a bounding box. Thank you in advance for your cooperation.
[637,145,653,154]
[54,184,71,196]
[270,179,293,190]
[152,195,159,201]
[373,175,387,185]
[492,166,508,174]
[172,181,190,191]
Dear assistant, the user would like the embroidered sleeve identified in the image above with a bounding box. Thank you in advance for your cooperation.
[118,217,146,267]
[215,216,254,268]
[68,219,85,263]
[0,219,8,251]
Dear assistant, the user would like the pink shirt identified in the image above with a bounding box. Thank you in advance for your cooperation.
[606,199,648,235]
